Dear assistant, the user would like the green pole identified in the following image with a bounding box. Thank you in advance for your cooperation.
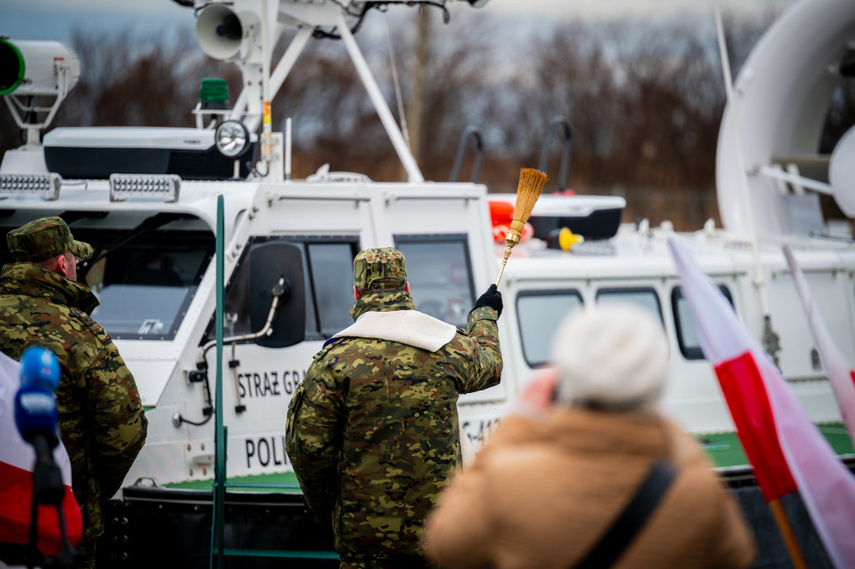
[210,195,226,569]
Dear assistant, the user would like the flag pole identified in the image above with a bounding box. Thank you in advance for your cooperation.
[721,361,809,569]
[729,380,809,569]
[768,499,808,569]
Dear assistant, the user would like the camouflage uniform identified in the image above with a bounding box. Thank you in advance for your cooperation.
[286,248,502,568]
[0,217,147,569]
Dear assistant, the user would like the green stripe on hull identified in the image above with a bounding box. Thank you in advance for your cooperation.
[168,471,303,491]
[165,422,853,490]
[698,422,854,468]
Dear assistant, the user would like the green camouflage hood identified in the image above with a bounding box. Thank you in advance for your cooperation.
[0,262,99,315]
[349,289,415,321]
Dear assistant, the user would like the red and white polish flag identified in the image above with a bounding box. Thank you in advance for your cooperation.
[668,235,855,569]
[0,351,82,556]
[782,244,855,439]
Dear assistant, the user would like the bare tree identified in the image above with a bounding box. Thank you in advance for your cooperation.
[4,5,848,234]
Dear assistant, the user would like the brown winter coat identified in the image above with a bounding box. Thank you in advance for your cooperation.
[423,409,755,569]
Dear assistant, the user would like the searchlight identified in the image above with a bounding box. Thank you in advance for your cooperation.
[0,39,80,147]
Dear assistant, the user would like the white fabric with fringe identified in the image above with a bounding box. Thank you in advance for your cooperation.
[332,310,457,352]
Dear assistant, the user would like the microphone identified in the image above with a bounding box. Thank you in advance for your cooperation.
[14,346,64,505]
[19,344,60,392]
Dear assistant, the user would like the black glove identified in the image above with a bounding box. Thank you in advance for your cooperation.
[472,284,503,317]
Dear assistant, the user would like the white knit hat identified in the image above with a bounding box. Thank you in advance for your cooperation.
[550,303,669,412]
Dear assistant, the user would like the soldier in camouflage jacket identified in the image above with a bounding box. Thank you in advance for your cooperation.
[0,217,147,569]
[286,247,503,569]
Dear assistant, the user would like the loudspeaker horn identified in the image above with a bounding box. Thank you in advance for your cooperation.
[195,4,260,61]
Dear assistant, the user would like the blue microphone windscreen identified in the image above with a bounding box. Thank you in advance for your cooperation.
[20,346,60,392]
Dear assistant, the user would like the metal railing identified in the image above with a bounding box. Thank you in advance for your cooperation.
[538,115,573,192]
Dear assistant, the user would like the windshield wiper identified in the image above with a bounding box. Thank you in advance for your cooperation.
[78,212,191,279]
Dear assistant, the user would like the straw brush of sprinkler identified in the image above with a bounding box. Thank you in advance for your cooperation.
[495,168,548,286]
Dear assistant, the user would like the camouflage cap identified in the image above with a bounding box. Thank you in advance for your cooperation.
[353,247,407,291]
[7,216,94,263]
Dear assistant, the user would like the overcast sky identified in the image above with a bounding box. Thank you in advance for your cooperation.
[1,0,798,43]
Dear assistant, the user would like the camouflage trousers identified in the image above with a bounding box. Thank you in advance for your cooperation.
[340,555,437,569]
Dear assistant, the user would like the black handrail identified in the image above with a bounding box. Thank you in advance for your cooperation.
[449,125,484,183]
[538,115,573,191]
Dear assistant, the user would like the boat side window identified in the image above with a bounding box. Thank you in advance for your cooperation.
[595,287,663,322]
[207,236,358,343]
[517,290,584,368]
[394,234,475,330]
[306,241,359,338]
[671,285,734,360]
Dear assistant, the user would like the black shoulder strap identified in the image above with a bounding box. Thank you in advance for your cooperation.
[574,459,676,569]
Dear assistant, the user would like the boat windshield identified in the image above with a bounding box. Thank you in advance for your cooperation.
[0,212,214,341]
[78,224,214,340]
